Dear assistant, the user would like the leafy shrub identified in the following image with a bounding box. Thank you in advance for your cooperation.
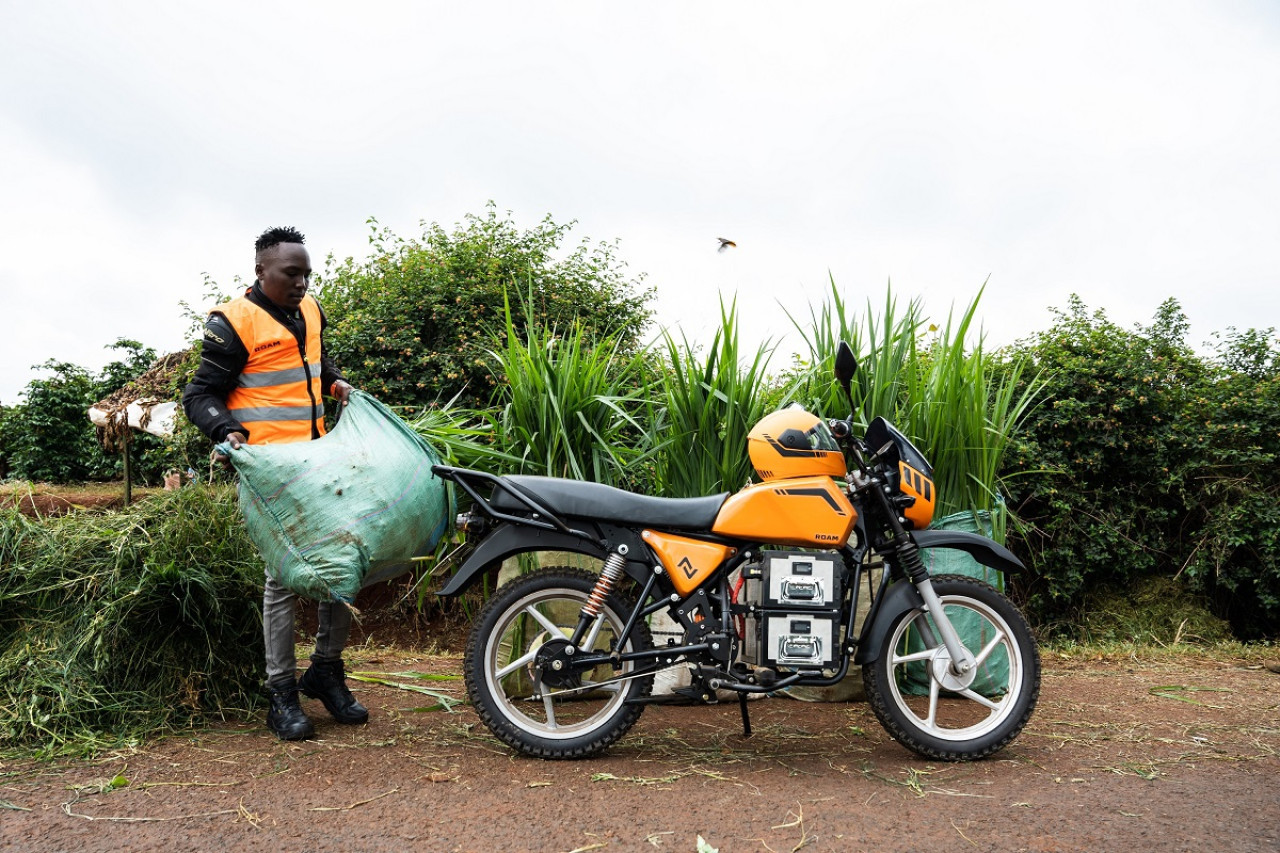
[1,360,106,482]
[1001,298,1202,619]
[0,340,169,484]
[1002,298,1280,638]
[1169,328,1280,638]
[317,204,654,411]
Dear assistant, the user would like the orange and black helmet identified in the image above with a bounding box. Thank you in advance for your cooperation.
[747,407,847,482]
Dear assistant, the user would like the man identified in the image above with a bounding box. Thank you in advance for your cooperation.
[183,226,366,741]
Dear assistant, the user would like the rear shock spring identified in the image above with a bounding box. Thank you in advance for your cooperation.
[583,552,627,618]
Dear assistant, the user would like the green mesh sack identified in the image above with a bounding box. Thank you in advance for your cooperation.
[218,390,453,603]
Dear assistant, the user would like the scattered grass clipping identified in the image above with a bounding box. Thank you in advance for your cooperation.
[0,485,264,757]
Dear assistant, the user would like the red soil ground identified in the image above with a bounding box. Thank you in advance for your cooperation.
[3,647,1278,853]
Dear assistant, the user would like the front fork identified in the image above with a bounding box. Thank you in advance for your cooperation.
[896,539,977,675]
[856,460,976,676]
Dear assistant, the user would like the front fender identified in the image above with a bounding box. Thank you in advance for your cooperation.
[912,529,1026,574]
[853,580,925,665]
[436,523,610,597]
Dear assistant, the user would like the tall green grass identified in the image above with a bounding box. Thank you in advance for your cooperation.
[475,295,654,486]
[415,282,1042,526]
[793,281,1045,535]
[0,487,262,757]
[401,385,525,477]
[789,277,926,425]
[648,299,799,498]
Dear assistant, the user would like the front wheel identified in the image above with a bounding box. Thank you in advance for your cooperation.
[862,574,1040,760]
[464,567,653,759]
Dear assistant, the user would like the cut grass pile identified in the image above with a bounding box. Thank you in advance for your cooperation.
[1074,576,1235,646]
[0,485,263,757]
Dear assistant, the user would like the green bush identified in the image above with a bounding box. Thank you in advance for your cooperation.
[0,340,170,484]
[1002,298,1280,639]
[1001,298,1201,620]
[316,204,654,412]
[1,360,108,482]
[1169,328,1280,638]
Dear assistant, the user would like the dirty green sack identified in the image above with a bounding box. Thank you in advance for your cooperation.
[218,390,453,603]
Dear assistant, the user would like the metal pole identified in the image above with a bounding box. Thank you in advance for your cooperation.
[122,430,132,507]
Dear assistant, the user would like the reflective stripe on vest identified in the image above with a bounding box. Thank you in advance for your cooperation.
[218,293,327,445]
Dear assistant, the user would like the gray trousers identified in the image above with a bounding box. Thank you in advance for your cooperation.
[263,572,353,688]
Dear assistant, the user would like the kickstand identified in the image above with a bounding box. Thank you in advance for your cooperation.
[738,691,753,738]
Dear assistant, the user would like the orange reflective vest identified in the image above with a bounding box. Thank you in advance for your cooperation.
[218,293,327,445]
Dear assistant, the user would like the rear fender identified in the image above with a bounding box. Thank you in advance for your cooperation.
[436,522,651,597]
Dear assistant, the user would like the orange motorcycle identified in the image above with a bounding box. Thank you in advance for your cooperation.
[433,342,1040,760]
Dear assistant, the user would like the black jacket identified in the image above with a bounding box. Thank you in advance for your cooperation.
[182,283,346,443]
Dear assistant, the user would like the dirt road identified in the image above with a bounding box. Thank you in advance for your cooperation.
[3,650,1278,852]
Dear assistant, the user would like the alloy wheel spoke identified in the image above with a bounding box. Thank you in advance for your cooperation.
[892,648,937,665]
[972,631,1007,669]
[540,690,558,729]
[582,613,607,651]
[925,678,941,729]
[525,603,565,638]
[495,647,538,680]
[956,688,1004,712]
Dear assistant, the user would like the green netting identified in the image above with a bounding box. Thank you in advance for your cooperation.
[219,390,453,603]
[905,510,1010,696]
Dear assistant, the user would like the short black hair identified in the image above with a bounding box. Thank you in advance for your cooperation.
[255,226,306,254]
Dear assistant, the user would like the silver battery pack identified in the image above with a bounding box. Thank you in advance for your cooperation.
[747,552,841,609]
[742,612,838,669]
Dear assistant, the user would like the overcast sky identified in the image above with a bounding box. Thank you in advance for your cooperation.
[2,1,1278,405]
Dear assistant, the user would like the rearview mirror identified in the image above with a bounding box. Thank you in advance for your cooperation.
[834,342,858,384]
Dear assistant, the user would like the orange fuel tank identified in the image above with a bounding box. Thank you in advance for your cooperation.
[711,476,857,548]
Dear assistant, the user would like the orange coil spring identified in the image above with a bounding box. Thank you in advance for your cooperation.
[583,553,626,618]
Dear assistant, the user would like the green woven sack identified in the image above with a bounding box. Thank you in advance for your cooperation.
[218,390,453,603]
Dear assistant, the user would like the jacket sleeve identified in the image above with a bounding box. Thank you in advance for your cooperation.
[181,312,251,443]
[317,302,347,396]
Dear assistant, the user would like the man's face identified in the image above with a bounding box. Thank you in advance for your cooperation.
[255,243,312,311]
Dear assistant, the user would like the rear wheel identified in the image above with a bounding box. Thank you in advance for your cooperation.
[862,574,1040,760]
[464,567,653,759]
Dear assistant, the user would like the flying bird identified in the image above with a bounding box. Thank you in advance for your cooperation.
[717,237,737,253]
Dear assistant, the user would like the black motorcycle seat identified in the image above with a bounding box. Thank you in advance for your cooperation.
[490,475,730,531]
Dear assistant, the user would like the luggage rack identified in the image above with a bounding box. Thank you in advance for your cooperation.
[431,464,592,540]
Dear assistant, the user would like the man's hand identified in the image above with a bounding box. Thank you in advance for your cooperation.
[331,380,354,405]
[213,431,247,469]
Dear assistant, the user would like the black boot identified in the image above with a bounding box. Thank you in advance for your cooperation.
[299,655,369,724]
[266,680,315,741]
